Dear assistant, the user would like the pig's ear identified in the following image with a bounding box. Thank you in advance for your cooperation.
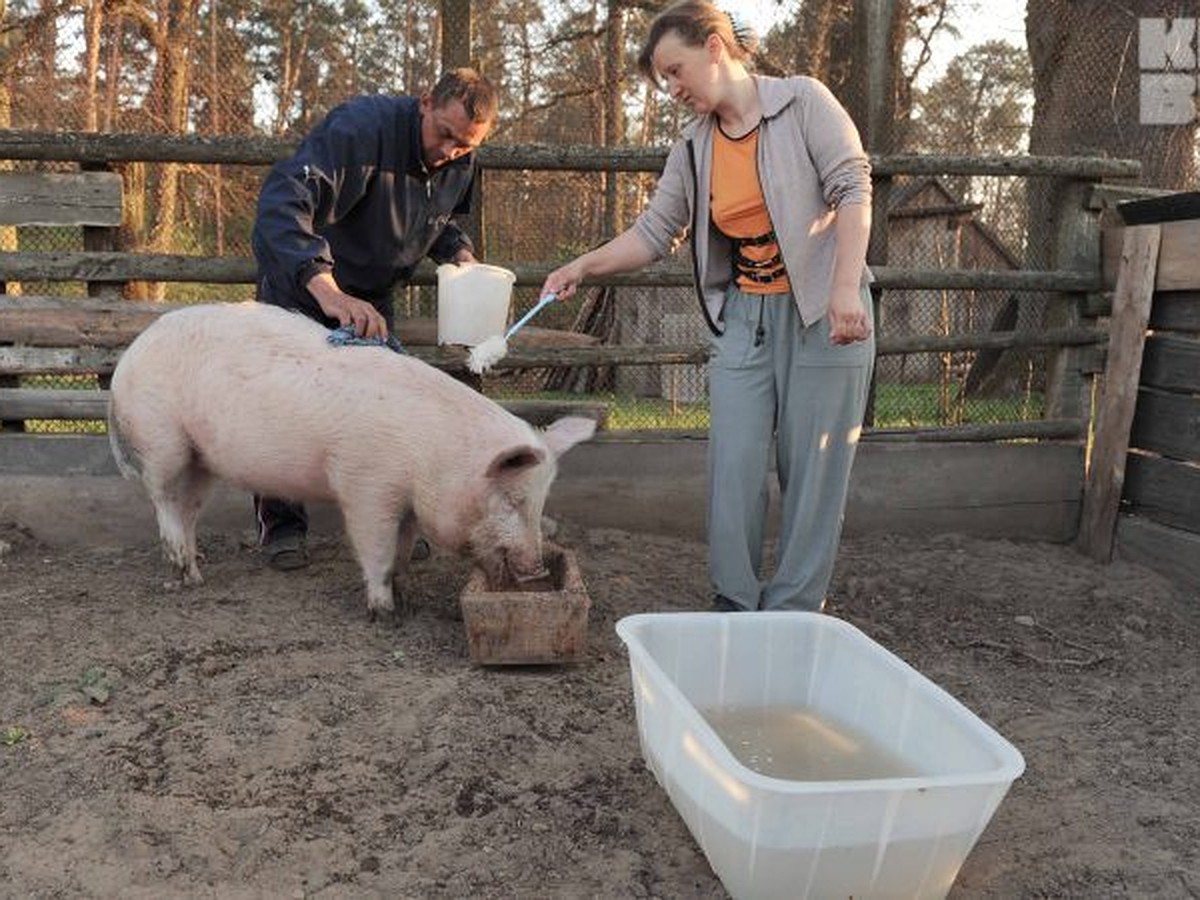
[542,416,598,458]
[486,445,547,480]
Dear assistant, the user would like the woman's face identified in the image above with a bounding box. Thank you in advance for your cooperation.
[651,30,721,114]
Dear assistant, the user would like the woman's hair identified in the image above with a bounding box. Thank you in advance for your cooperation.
[430,67,499,125]
[636,2,759,84]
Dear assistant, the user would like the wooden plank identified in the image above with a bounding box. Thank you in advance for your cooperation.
[1078,224,1160,562]
[1092,288,1200,326]
[0,298,598,351]
[866,419,1084,442]
[1087,183,1172,211]
[0,388,107,420]
[1149,291,1200,332]
[0,346,122,375]
[1103,220,1200,291]
[1115,514,1200,594]
[0,251,1103,293]
[1,295,1101,368]
[0,252,259,284]
[0,387,607,429]
[1140,334,1200,393]
[0,172,122,226]
[1130,388,1200,461]
[0,130,1142,177]
[0,302,166,346]
[1124,453,1200,535]
[1113,190,1200,225]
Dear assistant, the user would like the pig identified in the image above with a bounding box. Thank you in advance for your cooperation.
[107,302,596,621]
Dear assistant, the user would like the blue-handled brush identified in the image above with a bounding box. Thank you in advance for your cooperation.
[467,292,557,374]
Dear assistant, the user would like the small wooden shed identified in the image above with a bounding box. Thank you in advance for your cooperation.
[883,177,1021,384]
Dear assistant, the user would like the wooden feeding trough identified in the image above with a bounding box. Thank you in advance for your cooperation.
[460,545,590,665]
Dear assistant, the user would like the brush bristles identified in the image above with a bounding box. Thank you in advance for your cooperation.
[467,335,509,374]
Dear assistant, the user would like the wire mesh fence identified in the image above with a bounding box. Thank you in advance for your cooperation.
[0,0,1152,435]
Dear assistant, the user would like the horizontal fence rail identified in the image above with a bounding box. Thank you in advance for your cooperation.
[0,298,1108,373]
[0,130,1143,178]
[0,331,1109,376]
[0,253,1103,294]
[0,387,1085,444]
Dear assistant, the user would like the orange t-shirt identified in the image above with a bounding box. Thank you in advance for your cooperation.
[710,126,791,295]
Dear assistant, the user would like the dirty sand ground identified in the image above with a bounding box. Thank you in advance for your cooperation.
[1,518,1197,898]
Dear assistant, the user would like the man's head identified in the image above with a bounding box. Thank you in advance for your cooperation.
[419,68,498,170]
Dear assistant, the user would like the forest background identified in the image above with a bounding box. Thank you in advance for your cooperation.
[3,0,1195,277]
[0,0,1196,428]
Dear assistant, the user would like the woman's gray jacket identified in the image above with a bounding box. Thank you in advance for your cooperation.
[632,75,873,334]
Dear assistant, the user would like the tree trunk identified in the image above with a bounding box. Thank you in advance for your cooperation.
[84,0,104,132]
[1027,0,1196,270]
[602,0,625,236]
[1,0,20,295]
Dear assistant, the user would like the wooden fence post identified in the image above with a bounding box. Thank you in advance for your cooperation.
[1045,177,1102,424]
[81,161,123,301]
[1077,224,1161,562]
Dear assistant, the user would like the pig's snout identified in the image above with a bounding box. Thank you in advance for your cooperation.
[474,543,544,588]
[501,544,545,582]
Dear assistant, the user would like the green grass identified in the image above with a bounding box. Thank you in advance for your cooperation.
[490,382,1043,432]
[871,382,1044,428]
[15,380,1043,436]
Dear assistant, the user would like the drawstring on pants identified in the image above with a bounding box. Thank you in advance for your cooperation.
[753,295,766,346]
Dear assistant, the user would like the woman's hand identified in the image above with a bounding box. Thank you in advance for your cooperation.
[827,283,871,345]
[540,230,656,301]
[540,258,588,301]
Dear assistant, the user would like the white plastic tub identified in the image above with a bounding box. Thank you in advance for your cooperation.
[615,612,1025,900]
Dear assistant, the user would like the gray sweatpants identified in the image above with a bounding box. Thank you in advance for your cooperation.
[707,285,874,611]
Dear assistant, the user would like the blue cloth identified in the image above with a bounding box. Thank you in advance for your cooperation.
[326,324,406,355]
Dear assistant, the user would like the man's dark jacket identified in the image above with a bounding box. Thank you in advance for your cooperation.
[251,94,476,327]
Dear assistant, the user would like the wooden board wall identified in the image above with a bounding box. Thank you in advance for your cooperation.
[0,172,123,227]
[1116,241,1200,592]
[1103,220,1200,291]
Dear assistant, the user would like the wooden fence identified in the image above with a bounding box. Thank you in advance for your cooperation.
[1079,208,1200,588]
[0,131,1140,444]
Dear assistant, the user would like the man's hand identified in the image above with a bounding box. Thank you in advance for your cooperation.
[306,272,388,339]
[452,248,478,265]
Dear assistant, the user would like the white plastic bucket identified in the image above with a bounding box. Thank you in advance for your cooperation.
[436,262,515,346]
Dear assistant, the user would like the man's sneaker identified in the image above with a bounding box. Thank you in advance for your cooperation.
[264,533,309,571]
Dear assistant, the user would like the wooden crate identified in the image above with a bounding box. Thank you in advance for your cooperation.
[460,546,590,665]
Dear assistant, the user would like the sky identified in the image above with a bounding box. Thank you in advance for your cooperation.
[744,0,1029,87]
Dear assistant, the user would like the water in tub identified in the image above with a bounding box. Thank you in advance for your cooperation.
[700,706,921,780]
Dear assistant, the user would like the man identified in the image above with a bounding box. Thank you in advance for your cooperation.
[251,67,498,570]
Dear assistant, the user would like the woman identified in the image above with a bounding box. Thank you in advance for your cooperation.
[541,1,875,611]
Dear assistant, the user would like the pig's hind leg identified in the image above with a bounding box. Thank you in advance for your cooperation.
[341,500,407,623]
[142,451,215,586]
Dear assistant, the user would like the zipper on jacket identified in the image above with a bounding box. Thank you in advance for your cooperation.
[686,139,722,337]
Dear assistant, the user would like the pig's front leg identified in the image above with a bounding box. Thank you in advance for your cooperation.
[341,499,402,623]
